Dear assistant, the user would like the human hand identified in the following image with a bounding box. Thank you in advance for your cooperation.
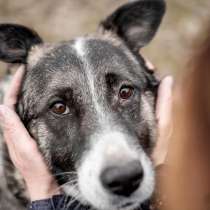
[0,66,60,201]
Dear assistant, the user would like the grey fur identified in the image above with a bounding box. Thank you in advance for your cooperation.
[0,1,166,209]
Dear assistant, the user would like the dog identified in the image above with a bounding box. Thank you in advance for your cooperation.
[0,0,166,209]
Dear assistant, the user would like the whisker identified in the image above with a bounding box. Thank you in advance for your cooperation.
[74,201,82,210]
[51,171,77,183]
[61,186,81,210]
[57,194,70,210]
[52,181,80,210]
[52,179,78,195]
[53,171,77,177]
[66,192,82,210]
[65,196,78,210]
[63,183,81,210]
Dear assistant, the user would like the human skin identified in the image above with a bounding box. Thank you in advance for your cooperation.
[0,65,173,201]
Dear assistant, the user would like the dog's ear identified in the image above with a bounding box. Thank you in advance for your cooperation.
[100,0,166,52]
[0,24,43,64]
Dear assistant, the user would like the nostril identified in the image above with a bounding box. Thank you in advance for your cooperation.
[100,160,144,197]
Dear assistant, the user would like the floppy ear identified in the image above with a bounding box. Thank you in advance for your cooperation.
[100,0,166,53]
[0,24,43,64]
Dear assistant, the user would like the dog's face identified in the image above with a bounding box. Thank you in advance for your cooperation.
[0,1,165,210]
[21,38,157,209]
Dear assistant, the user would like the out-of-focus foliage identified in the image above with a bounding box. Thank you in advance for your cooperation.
[0,0,209,76]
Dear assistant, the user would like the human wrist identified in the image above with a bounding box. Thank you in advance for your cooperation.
[26,177,61,201]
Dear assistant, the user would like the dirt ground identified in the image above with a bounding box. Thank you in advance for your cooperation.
[0,0,210,77]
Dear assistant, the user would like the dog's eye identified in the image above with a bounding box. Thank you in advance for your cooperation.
[119,86,134,100]
[51,102,69,115]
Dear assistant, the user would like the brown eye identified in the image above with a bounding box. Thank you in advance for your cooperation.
[51,102,69,115]
[119,86,134,100]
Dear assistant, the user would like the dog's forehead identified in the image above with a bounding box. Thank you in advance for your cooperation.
[73,37,125,61]
[73,37,142,74]
[28,37,141,74]
[25,37,146,94]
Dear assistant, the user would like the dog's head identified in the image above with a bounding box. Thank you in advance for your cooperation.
[0,1,165,209]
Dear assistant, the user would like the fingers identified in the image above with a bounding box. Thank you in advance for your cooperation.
[4,65,25,108]
[153,76,174,166]
[156,76,173,128]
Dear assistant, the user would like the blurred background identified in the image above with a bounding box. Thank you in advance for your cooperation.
[1,1,210,210]
[0,0,210,77]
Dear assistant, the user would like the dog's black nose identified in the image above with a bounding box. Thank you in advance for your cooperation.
[100,160,143,197]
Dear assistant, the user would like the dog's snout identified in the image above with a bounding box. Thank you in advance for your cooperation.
[100,160,143,197]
